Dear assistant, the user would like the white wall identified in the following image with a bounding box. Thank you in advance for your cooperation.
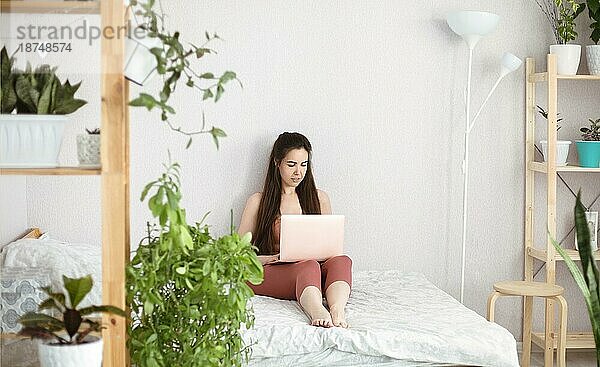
[2,1,600,338]
[0,177,27,245]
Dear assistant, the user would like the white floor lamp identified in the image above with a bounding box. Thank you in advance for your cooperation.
[446,11,523,304]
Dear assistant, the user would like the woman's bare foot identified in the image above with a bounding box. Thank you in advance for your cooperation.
[309,304,334,328]
[299,286,333,328]
[329,305,348,328]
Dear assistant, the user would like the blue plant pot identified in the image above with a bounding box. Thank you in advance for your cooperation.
[576,141,600,168]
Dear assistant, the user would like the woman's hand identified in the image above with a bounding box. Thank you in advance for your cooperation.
[257,254,280,265]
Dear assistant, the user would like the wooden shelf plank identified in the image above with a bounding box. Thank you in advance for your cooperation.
[0,1,100,14]
[557,74,600,80]
[527,247,600,262]
[532,331,595,349]
[529,162,600,173]
[0,167,101,175]
[530,72,548,83]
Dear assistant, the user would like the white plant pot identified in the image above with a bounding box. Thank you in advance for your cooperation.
[586,45,600,75]
[549,44,581,75]
[38,337,103,367]
[540,140,571,166]
[77,134,101,167]
[0,114,67,168]
[124,29,161,86]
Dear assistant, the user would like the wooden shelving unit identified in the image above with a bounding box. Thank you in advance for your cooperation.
[0,1,100,14]
[0,167,102,175]
[525,54,600,365]
[0,1,129,366]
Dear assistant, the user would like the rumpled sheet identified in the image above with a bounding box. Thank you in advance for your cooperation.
[1,237,102,307]
[244,271,519,367]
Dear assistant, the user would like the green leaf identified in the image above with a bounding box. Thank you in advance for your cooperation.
[129,93,159,111]
[202,88,214,100]
[18,312,63,331]
[214,84,224,102]
[79,305,126,317]
[199,73,214,79]
[63,274,93,309]
[219,71,236,84]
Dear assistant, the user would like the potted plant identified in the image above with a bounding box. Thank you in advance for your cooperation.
[127,162,263,366]
[536,0,587,74]
[77,128,101,167]
[537,105,572,165]
[552,192,600,366]
[576,118,600,167]
[18,274,126,367]
[586,0,600,74]
[125,0,240,149]
[0,46,87,168]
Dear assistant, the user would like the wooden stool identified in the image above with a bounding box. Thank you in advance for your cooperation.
[487,281,568,367]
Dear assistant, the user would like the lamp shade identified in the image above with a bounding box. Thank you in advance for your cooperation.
[446,11,500,49]
[499,52,523,78]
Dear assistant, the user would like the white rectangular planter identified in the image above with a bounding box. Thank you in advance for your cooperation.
[0,114,68,168]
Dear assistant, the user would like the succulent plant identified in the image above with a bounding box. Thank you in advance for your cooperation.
[581,118,600,141]
[0,46,87,115]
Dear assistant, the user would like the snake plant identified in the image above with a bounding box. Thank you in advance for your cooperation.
[552,192,600,366]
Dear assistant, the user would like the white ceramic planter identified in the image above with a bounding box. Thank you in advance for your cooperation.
[540,140,571,166]
[587,45,600,75]
[38,337,103,367]
[124,29,161,86]
[549,44,581,75]
[77,134,101,167]
[0,114,67,168]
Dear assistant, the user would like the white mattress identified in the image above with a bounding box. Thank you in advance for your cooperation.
[244,271,519,367]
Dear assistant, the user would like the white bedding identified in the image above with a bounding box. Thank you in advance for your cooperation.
[1,237,102,307]
[244,271,519,367]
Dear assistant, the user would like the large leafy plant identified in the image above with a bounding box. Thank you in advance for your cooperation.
[127,0,241,148]
[588,0,600,43]
[18,275,126,345]
[127,162,263,367]
[0,46,87,115]
[535,0,587,43]
[581,118,600,141]
[552,192,600,366]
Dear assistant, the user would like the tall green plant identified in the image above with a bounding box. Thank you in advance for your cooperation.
[552,192,600,366]
[127,162,263,367]
[535,0,587,43]
[588,0,600,43]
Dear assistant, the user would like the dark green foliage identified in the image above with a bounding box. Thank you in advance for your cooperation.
[0,46,87,115]
[126,1,242,148]
[127,162,264,367]
[552,192,600,366]
[18,275,126,345]
[588,0,600,43]
[581,118,600,141]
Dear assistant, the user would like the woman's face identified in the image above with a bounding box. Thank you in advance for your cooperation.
[277,148,309,189]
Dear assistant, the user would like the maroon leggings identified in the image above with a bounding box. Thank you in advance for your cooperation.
[249,255,352,301]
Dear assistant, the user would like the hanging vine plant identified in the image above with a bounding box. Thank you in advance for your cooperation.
[127,0,242,149]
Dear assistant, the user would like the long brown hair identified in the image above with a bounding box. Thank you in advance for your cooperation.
[254,132,321,255]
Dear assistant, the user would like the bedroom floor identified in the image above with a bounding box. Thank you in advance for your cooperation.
[524,350,596,366]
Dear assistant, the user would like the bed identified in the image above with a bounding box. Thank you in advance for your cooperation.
[1,230,519,366]
[244,271,519,367]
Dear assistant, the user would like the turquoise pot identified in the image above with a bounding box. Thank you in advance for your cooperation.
[576,141,600,168]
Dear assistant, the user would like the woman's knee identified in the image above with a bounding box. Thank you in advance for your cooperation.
[328,255,352,268]
[297,259,321,274]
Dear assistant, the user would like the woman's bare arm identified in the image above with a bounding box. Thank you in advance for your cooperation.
[238,193,261,237]
[318,190,332,214]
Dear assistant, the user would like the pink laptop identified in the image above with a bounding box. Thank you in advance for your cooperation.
[279,215,345,262]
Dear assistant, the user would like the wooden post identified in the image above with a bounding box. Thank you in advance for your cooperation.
[101,0,129,366]
[545,53,558,367]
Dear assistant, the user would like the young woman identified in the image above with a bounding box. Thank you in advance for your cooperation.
[238,132,352,328]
